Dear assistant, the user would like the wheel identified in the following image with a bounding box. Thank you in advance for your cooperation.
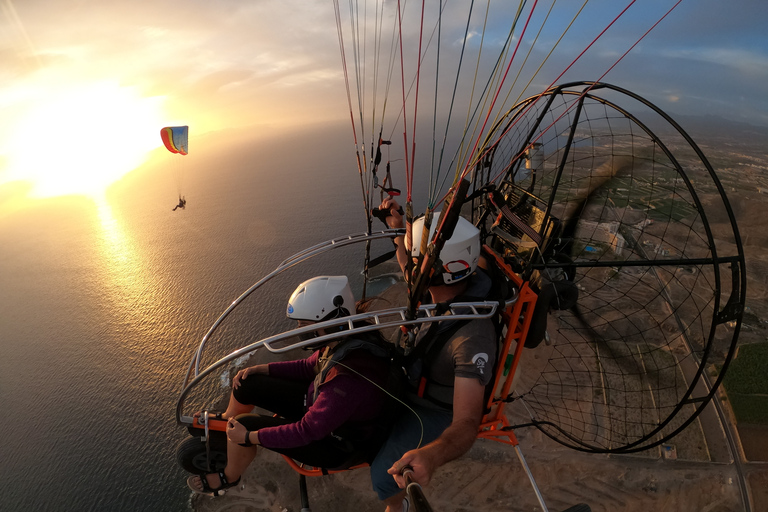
[561,505,591,512]
[524,280,580,348]
[176,434,228,474]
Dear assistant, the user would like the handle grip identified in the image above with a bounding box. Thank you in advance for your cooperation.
[401,466,434,512]
[372,205,405,224]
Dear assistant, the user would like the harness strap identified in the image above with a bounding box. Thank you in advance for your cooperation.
[406,277,506,410]
[367,249,398,269]
[404,303,474,407]
[312,335,391,402]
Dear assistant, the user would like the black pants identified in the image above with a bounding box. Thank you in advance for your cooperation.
[232,373,364,469]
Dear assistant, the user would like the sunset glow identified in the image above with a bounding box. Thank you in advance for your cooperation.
[3,81,164,199]
[0,0,765,206]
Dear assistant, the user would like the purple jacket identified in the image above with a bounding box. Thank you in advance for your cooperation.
[256,348,389,449]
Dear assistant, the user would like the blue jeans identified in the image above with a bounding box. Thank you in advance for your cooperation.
[370,402,452,500]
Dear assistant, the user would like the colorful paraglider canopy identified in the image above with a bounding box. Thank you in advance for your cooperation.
[161,126,189,155]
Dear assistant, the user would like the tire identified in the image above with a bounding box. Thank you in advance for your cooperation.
[524,280,579,348]
[548,280,579,310]
[176,434,228,475]
[561,504,591,512]
[551,253,576,282]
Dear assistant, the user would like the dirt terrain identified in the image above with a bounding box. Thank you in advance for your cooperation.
[192,423,766,512]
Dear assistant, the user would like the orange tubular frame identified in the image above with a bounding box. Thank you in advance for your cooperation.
[477,245,538,447]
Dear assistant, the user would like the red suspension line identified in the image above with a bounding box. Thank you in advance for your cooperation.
[459,0,641,184]
[457,0,539,184]
[484,0,684,188]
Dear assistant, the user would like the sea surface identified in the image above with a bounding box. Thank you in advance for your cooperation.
[0,122,391,511]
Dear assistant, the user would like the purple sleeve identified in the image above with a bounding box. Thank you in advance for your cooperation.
[256,373,367,449]
[267,351,318,381]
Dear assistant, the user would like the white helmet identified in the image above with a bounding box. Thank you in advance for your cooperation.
[286,276,356,322]
[411,212,481,285]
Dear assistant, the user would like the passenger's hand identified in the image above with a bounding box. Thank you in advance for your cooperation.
[387,448,437,488]
[233,365,267,389]
[226,418,247,444]
[379,197,404,229]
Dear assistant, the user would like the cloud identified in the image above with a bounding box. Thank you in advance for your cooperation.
[1,0,767,142]
[661,47,768,77]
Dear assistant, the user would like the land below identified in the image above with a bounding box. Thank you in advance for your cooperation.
[192,423,768,512]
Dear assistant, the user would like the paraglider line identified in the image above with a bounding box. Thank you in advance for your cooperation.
[459,0,682,191]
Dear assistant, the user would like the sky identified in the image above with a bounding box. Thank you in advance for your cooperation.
[1,0,767,201]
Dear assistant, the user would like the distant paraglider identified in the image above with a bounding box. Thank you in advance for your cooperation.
[161,126,189,210]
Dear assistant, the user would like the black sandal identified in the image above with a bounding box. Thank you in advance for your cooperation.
[187,471,241,497]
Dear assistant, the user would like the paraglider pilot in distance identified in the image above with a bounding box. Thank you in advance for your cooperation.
[172,196,186,211]
[373,197,497,512]
[187,276,393,497]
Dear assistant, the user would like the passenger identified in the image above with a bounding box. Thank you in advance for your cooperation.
[372,197,498,512]
[172,196,186,211]
[188,275,392,496]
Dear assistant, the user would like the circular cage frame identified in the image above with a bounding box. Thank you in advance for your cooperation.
[475,81,746,453]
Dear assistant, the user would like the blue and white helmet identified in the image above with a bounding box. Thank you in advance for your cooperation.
[286,276,355,322]
[411,213,481,285]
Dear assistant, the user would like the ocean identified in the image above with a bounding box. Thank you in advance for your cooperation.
[0,122,385,511]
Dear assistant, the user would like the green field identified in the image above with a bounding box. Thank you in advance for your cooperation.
[723,343,768,424]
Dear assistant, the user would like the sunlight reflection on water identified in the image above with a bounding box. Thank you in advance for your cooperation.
[0,123,372,511]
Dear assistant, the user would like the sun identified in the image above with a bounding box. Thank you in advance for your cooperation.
[3,81,165,199]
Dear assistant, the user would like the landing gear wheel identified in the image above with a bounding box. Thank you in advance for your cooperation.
[176,435,228,475]
[561,505,591,512]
